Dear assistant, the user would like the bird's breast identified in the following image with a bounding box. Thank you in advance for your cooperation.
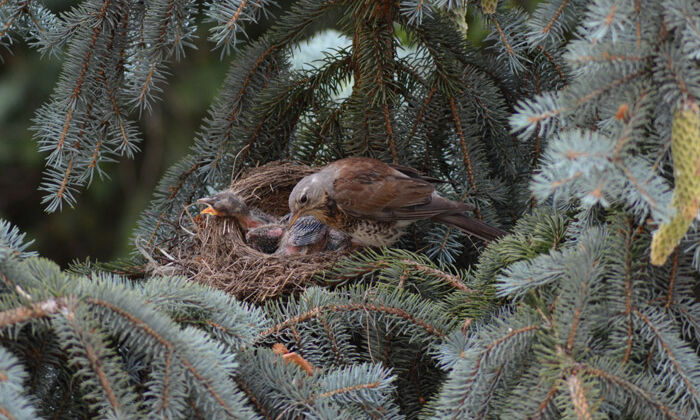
[315,198,346,229]
[346,219,409,247]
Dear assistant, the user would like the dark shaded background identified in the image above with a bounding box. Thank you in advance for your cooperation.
[0,1,229,267]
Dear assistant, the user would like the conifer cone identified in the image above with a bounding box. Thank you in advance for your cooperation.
[651,99,700,266]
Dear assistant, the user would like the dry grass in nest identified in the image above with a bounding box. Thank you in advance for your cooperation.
[161,161,348,302]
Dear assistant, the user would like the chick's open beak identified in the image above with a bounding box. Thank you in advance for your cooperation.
[200,206,220,216]
[197,198,220,216]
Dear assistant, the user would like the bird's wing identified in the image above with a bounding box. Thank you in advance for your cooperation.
[388,163,447,184]
[388,195,473,220]
[331,159,436,218]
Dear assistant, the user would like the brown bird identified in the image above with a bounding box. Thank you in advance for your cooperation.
[288,157,507,247]
[197,191,276,230]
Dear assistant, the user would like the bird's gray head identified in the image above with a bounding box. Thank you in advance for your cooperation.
[288,173,329,226]
[198,191,248,217]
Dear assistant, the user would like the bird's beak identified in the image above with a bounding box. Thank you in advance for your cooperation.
[200,206,220,216]
[288,211,306,228]
[197,198,220,216]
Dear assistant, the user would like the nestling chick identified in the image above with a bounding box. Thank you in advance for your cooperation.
[278,212,292,225]
[246,223,285,254]
[325,229,353,252]
[279,213,353,253]
[275,216,330,256]
[197,190,276,230]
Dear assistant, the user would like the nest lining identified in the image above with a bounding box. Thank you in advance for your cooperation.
[164,161,348,302]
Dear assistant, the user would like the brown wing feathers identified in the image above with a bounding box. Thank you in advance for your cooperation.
[386,195,470,221]
[324,157,506,240]
[332,159,434,216]
[388,163,447,184]
[331,158,463,219]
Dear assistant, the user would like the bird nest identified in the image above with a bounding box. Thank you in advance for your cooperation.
[165,161,348,302]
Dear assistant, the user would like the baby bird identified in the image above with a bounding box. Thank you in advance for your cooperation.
[246,223,285,254]
[279,212,354,253]
[197,190,276,230]
[275,216,330,256]
[325,229,353,252]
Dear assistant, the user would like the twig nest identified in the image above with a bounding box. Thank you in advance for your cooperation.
[172,161,348,302]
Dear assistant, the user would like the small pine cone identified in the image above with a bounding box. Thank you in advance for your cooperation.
[451,7,469,41]
[670,99,700,221]
[482,0,497,14]
[651,212,691,266]
[651,99,700,266]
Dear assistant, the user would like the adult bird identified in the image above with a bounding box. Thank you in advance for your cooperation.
[287,157,507,247]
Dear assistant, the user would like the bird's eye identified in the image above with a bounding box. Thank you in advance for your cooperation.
[300,194,308,204]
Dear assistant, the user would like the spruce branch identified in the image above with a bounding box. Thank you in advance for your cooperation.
[83,294,254,418]
[432,308,542,418]
[440,210,699,418]
[0,0,56,55]
[237,348,402,419]
[398,0,433,26]
[526,0,581,48]
[663,0,700,60]
[125,0,198,113]
[29,0,145,212]
[205,0,276,57]
[314,363,400,417]
[564,370,596,420]
[0,346,41,420]
[536,44,568,84]
[139,276,270,350]
[259,286,454,341]
[579,358,685,420]
[494,215,592,300]
[485,11,530,75]
[325,247,477,294]
[475,209,568,286]
[0,297,69,329]
[52,302,143,418]
[0,220,37,262]
[634,307,700,414]
[602,215,646,364]
[0,240,266,418]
